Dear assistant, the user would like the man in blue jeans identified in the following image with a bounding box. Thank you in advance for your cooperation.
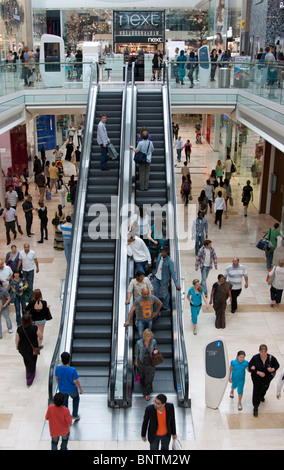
[58,216,72,262]
[97,113,110,171]
[55,351,83,421]
[192,211,208,255]
[153,246,181,310]
[124,287,162,338]
[195,239,218,297]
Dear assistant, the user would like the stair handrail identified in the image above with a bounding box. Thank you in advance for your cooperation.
[162,61,190,407]
[48,63,99,404]
[108,63,132,407]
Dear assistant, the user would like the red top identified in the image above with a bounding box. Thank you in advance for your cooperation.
[45,404,72,437]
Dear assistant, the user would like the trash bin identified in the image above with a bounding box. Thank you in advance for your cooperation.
[218,67,231,88]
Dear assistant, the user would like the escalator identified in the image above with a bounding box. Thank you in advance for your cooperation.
[133,89,175,394]
[70,90,122,392]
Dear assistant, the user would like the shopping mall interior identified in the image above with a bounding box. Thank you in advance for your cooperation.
[0,0,284,454]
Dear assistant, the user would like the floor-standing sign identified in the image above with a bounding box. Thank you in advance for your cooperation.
[198,45,211,87]
[204,337,229,409]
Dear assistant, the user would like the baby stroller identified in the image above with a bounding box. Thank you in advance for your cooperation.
[196,130,202,144]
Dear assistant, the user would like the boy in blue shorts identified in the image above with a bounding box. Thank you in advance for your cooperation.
[229,350,249,410]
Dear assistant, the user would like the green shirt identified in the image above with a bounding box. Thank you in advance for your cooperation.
[266,228,281,248]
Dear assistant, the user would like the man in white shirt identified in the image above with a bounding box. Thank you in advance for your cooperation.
[97,113,110,171]
[195,240,218,297]
[0,260,13,288]
[53,145,63,163]
[174,136,183,162]
[17,243,39,291]
[127,234,151,275]
[214,191,226,229]
[5,186,18,208]
[1,203,18,245]
[224,257,248,313]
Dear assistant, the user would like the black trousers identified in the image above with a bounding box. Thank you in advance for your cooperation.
[5,221,17,243]
[215,209,223,228]
[40,220,48,242]
[270,286,283,304]
[231,288,242,311]
[252,376,272,410]
[25,215,33,236]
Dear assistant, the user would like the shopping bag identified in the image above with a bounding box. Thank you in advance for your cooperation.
[108,143,118,160]
[267,268,275,285]
[172,437,182,450]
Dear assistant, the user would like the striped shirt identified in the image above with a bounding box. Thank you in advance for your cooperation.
[224,264,248,290]
[58,222,72,240]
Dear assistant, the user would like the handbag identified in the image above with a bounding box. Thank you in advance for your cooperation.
[45,307,53,321]
[229,196,234,206]
[67,192,71,203]
[134,141,150,164]
[256,230,274,252]
[151,350,164,366]
[22,327,40,356]
[52,214,60,226]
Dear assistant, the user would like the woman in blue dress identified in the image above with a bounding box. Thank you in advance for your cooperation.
[187,279,209,335]
[229,350,249,410]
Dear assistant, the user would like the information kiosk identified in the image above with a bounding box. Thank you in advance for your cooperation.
[204,337,229,409]
[40,34,65,87]
[198,45,211,87]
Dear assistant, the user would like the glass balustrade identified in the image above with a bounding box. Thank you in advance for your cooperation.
[0,58,283,107]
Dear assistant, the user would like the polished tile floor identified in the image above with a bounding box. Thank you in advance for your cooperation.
[0,116,283,450]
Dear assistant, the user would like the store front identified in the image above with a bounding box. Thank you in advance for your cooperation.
[112,10,165,81]
[113,10,165,54]
[207,113,264,211]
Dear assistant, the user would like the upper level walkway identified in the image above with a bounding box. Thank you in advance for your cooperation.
[0,59,283,152]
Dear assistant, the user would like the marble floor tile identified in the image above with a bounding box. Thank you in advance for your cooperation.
[0,116,283,451]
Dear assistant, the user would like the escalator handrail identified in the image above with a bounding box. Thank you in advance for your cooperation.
[108,63,130,407]
[162,61,190,407]
[48,63,99,404]
[122,61,136,407]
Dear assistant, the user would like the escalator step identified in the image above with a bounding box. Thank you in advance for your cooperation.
[75,311,112,325]
[74,325,112,337]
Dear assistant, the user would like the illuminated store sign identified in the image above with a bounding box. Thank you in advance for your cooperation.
[113,10,165,44]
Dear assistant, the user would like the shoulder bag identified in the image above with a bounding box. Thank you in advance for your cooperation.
[151,350,163,366]
[256,229,274,252]
[22,327,40,356]
[134,141,150,164]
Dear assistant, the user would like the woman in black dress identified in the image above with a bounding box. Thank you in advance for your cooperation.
[65,137,74,162]
[26,289,52,349]
[242,179,253,217]
[15,312,42,386]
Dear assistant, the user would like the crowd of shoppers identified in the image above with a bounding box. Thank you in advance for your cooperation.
[1,80,284,451]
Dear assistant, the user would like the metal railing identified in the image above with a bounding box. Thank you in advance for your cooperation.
[47,63,98,403]
[162,61,190,407]
[108,63,131,407]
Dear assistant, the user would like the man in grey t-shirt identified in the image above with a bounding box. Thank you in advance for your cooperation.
[124,287,162,338]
